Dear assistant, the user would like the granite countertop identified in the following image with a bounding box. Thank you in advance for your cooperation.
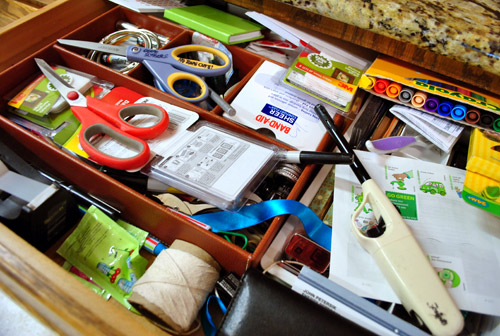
[275,0,500,78]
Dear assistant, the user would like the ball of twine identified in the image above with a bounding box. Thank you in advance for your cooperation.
[129,240,220,333]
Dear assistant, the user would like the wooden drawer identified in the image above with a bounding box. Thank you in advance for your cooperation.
[0,0,330,333]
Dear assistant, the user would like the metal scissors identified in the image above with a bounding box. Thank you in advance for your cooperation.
[35,58,169,171]
[57,39,232,103]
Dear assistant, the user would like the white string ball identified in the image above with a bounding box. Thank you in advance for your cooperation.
[129,239,220,333]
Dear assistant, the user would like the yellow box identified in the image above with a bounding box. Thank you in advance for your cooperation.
[463,128,500,216]
[463,171,500,217]
[466,128,500,181]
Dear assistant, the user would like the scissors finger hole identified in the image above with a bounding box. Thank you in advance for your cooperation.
[171,78,204,99]
[119,105,166,128]
[85,125,147,159]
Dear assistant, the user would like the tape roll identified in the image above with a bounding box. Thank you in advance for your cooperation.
[129,240,220,333]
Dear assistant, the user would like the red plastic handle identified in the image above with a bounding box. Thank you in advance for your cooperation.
[72,106,152,170]
[85,97,169,139]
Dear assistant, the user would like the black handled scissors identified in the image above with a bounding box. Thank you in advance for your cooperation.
[58,39,231,103]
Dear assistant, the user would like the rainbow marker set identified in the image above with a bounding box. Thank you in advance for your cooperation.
[359,56,500,132]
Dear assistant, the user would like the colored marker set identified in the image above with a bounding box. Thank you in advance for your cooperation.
[361,76,500,132]
[359,56,500,133]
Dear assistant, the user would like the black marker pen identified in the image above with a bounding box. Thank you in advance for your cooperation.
[313,104,370,183]
[282,151,353,165]
[39,170,121,220]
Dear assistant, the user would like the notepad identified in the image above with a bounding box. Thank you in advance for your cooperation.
[163,5,264,45]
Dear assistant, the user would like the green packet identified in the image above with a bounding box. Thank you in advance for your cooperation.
[8,67,92,117]
[57,206,149,313]
[62,261,111,299]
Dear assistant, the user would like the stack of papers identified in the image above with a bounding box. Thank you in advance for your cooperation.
[329,150,500,317]
[389,104,463,153]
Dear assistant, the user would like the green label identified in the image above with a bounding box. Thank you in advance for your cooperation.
[386,191,418,220]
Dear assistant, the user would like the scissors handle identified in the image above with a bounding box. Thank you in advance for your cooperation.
[126,45,231,76]
[85,97,169,139]
[72,106,152,170]
[144,61,209,102]
[127,45,231,103]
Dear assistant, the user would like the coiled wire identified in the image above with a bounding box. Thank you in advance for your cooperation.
[87,28,163,74]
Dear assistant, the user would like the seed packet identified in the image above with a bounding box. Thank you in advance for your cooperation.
[57,205,148,312]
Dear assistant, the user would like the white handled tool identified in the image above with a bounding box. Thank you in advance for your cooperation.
[314,104,464,336]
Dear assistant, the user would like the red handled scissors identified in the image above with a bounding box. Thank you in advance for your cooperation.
[35,58,169,170]
[57,39,232,103]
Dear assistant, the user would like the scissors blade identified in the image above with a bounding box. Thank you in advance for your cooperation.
[58,39,128,57]
[34,58,87,107]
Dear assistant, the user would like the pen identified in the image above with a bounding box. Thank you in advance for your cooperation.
[314,103,464,336]
[282,151,353,165]
[313,104,369,183]
[39,170,121,220]
[97,166,182,194]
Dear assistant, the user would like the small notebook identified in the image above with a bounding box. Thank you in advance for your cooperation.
[164,5,264,44]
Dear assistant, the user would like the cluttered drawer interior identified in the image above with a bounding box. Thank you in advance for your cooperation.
[0,4,332,334]
[55,6,269,117]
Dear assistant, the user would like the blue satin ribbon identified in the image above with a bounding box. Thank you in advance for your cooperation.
[201,294,227,336]
[192,199,332,250]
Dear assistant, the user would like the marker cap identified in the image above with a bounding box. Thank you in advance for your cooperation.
[373,78,390,94]
[398,87,415,103]
[424,96,440,112]
[386,82,402,98]
[411,91,427,108]
[465,109,481,124]
[437,101,453,116]
[451,104,467,120]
